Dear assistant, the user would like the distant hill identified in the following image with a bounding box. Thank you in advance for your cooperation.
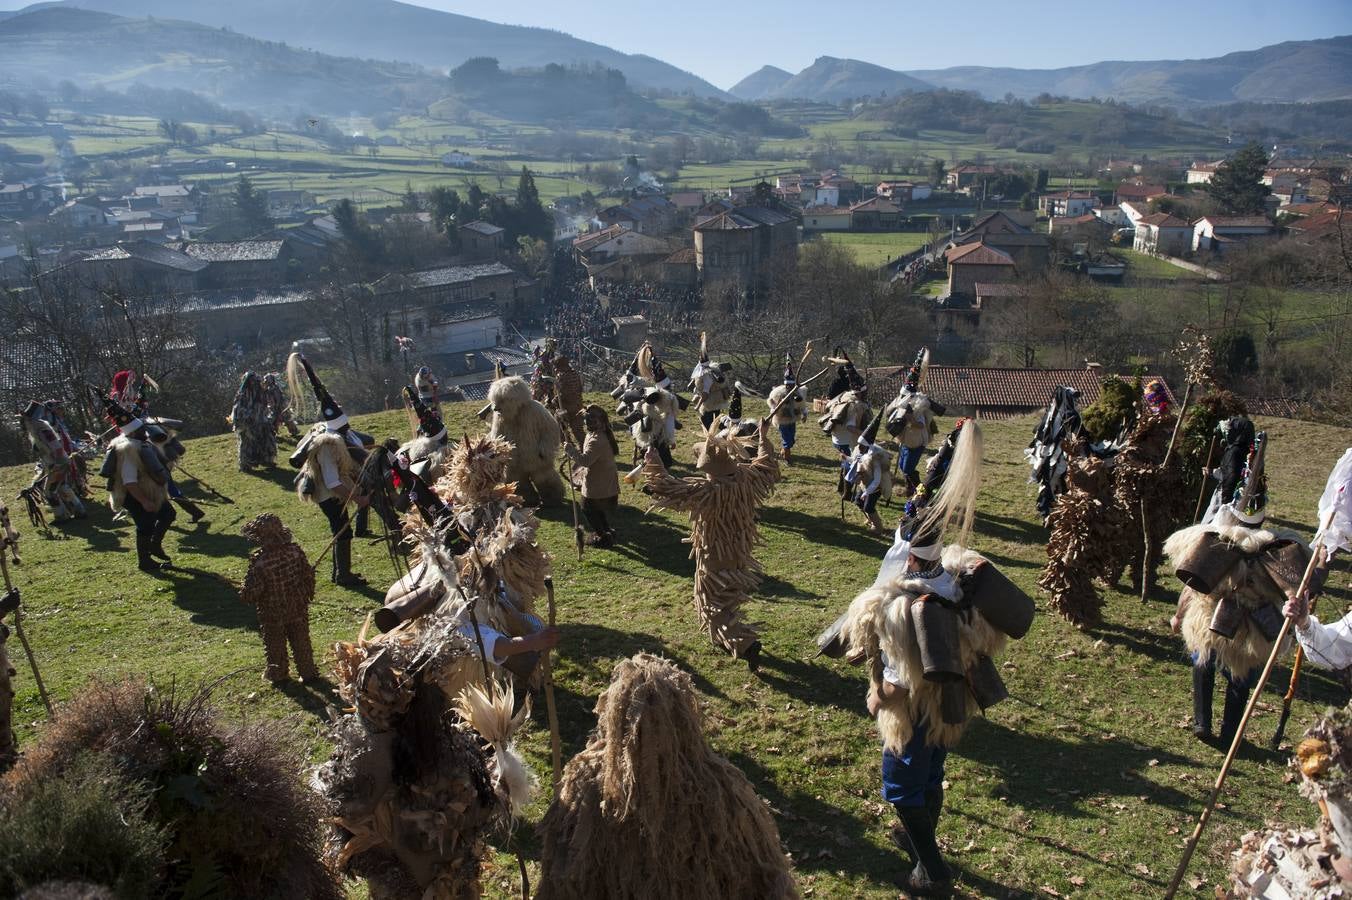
[34,0,727,98]
[0,7,444,115]
[904,36,1352,105]
[729,65,793,101]
[759,57,931,103]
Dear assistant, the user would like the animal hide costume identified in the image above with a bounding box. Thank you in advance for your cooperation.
[240,514,317,684]
[842,546,1015,752]
[883,349,944,491]
[537,653,799,900]
[689,334,735,429]
[819,390,870,454]
[767,358,807,462]
[487,375,565,507]
[231,371,277,470]
[641,423,780,667]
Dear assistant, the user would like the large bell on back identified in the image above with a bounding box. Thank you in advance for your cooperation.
[1174,536,1243,594]
[962,558,1036,639]
[967,654,1009,711]
[1209,596,1244,639]
[909,595,964,683]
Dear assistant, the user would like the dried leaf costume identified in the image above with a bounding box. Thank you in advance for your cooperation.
[1110,405,1189,596]
[317,436,546,899]
[552,353,585,444]
[537,653,799,900]
[1039,446,1129,629]
[230,371,277,471]
[642,424,779,666]
[239,513,317,683]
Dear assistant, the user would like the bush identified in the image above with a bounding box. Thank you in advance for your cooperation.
[1081,377,1138,441]
[0,753,166,897]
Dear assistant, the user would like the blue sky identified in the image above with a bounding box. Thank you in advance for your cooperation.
[412,0,1351,88]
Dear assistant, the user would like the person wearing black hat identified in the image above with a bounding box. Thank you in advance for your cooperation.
[766,357,807,464]
[287,352,370,586]
[844,410,892,535]
[818,351,871,457]
[99,393,176,573]
[400,386,451,483]
[690,333,735,432]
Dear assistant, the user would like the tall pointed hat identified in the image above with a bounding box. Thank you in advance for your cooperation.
[287,351,346,431]
[403,385,447,444]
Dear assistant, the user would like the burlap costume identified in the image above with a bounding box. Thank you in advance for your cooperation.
[240,514,317,683]
[553,354,585,444]
[642,424,779,661]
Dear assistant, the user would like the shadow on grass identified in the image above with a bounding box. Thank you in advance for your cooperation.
[760,505,890,557]
[273,674,340,719]
[755,650,870,713]
[158,565,256,630]
[974,511,1046,547]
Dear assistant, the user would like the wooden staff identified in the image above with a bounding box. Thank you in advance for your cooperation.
[1193,433,1219,524]
[543,575,563,795]
[1163,380,1193,465]
[0,508,52,718]
[1164,521,1331,899]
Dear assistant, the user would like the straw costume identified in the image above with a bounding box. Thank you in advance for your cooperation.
[0,611,14,773]
[552,352,586,444]
[239,513,317,684]
[537,653,799,900]
[641,418,780,670]
[230,371,277,471]
[486,375,565,507]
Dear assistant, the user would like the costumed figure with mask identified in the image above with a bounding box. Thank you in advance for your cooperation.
[399,386,451,483]
[613,344,681,469]
[261,372,304,441]
[563,405,621,549]
[97,392,176,573]
[317,437,557,898]
[1200,415,1257,525]
[531,338,559,406]
[38,399,91,499]
[287,352,372,586]
[484,373,565,507]
[239,513,318,685]
[766,356,808,464]
[689,332,735,432]
[640,416,781,671]
[18,401,86,522]
[844,410,893,535]
[835,465,1033,896]
[818,349,870,457]
[414,365,441,417]
[1025,386,1084,524]
[110,369,205,524]
[883,348,946,496]
[553,351,586,444]
[229,371,276,471]
[1165,430,1309,746]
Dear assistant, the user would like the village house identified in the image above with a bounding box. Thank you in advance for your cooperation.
[48,199,105,230]
[1114,181,1167,205]
[946,164,996,193]
[669,191,706,215]
[811,183,840,207]
[0,182,55,219]
[1132,213,1192,256]
[1038,191,1099,218]
[571,225,676,282]
[596,195,677,234]
[372,260,522,321]
[818,170,861,205]
[944,242,1016,299]
[876,181,932,202]
[457,220,505,260]
[440,150,475,167]
[951,212,1050,272]
[1095,206,1132,228]
[175,240,292,289]
[1192,216,1276,253]
[1048,213,1103,243]
[1186,161,1224,185]
[800,207,853,231]
[693,205,799,293]
[50,241,207,297]
[265,189,317,218]
[849,197,902,231]
[1286,211,1344,245]
[131,184,197,213]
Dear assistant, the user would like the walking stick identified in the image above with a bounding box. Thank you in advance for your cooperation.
[172,462,235,505]
[1164,518,1331,899]
[554,412,585,561]
[543,576,563,795]
[1193,434,1219,524]
[0,507,53,718]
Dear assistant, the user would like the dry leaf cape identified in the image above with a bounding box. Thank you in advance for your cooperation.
[536,653,799,900]
[642,424,780,660]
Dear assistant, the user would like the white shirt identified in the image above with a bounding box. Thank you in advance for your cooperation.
[458,622,509,664]
[1295,612,1352,670]
[878,566,958,689]
[120,452,140,486]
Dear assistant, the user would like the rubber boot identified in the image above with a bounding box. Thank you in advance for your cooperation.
[782,446,792,465]
[332,539,364,586]
[1192,663,1215,740]
[894,804,953,896]
[136,533,165,573]
[353,506,372,539]
[175,497,207,524]
[742,640,762,674]
[1219,677,1252,747]
[149,522,172,565]
[925,786,944,829]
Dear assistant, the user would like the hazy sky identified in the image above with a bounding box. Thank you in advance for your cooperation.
[410,0,1351,88]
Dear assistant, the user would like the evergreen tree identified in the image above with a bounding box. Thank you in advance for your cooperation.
[401,181,421,212]
[929,158,945,188]
[234,176,273,235]
[332,199,382,266]
[514,167,552,243]
[1206,143,1271,216]
[428,186,461,234]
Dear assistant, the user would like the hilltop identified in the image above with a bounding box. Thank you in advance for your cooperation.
[729,64,795,100]
[32,0,727,98]
[3,395,1348,897]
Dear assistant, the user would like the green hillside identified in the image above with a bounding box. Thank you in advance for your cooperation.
[4,399,1349,897]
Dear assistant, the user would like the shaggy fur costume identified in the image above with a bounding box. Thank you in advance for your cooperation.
[844,547,1009,752]
[1039,451,1128,628]
[642,427,780,656]
[766,384,808,426]
[622,377,679,461]
[231,373,276,470]
[818,390,870,449]
[487,376,564,506]
[1165,521,1303,675]
[848,444,894,504]
[398,434,451,484]
[297,430,360,505]
[537,653,799,900]
[106,435,168,513]
[240,514,317,683]
[21,414,84,520]
[884,390,939,451]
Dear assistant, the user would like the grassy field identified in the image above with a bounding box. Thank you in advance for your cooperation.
[4,395,1349,898]
[819,231,932,268]
[1119,248,1207,281]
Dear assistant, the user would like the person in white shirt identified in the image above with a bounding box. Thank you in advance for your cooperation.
[1284,586,1350,670]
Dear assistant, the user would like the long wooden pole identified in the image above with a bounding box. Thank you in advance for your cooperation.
[1193,434,1219,524]
[543,575,563,795]
[0,519,52,718]
[1164,531,1330,899]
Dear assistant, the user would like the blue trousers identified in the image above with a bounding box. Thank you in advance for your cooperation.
[778,423,797,450]
[882,719,947,808]
[897,445,924,480]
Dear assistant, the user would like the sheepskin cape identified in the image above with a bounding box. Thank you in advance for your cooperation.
[107,435,168,512]
[297,431,359,505]
[842,546,1007,752]
[1164,521,1302,674]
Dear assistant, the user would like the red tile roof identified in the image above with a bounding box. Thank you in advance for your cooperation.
[1199,216,1272,228]
[945,242,1015,266]
[1116,183,1166,200]
[861,366,1173,419]
[850,197,901,213]
[1139,213,1190,227]
[1051,213,1099,226]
